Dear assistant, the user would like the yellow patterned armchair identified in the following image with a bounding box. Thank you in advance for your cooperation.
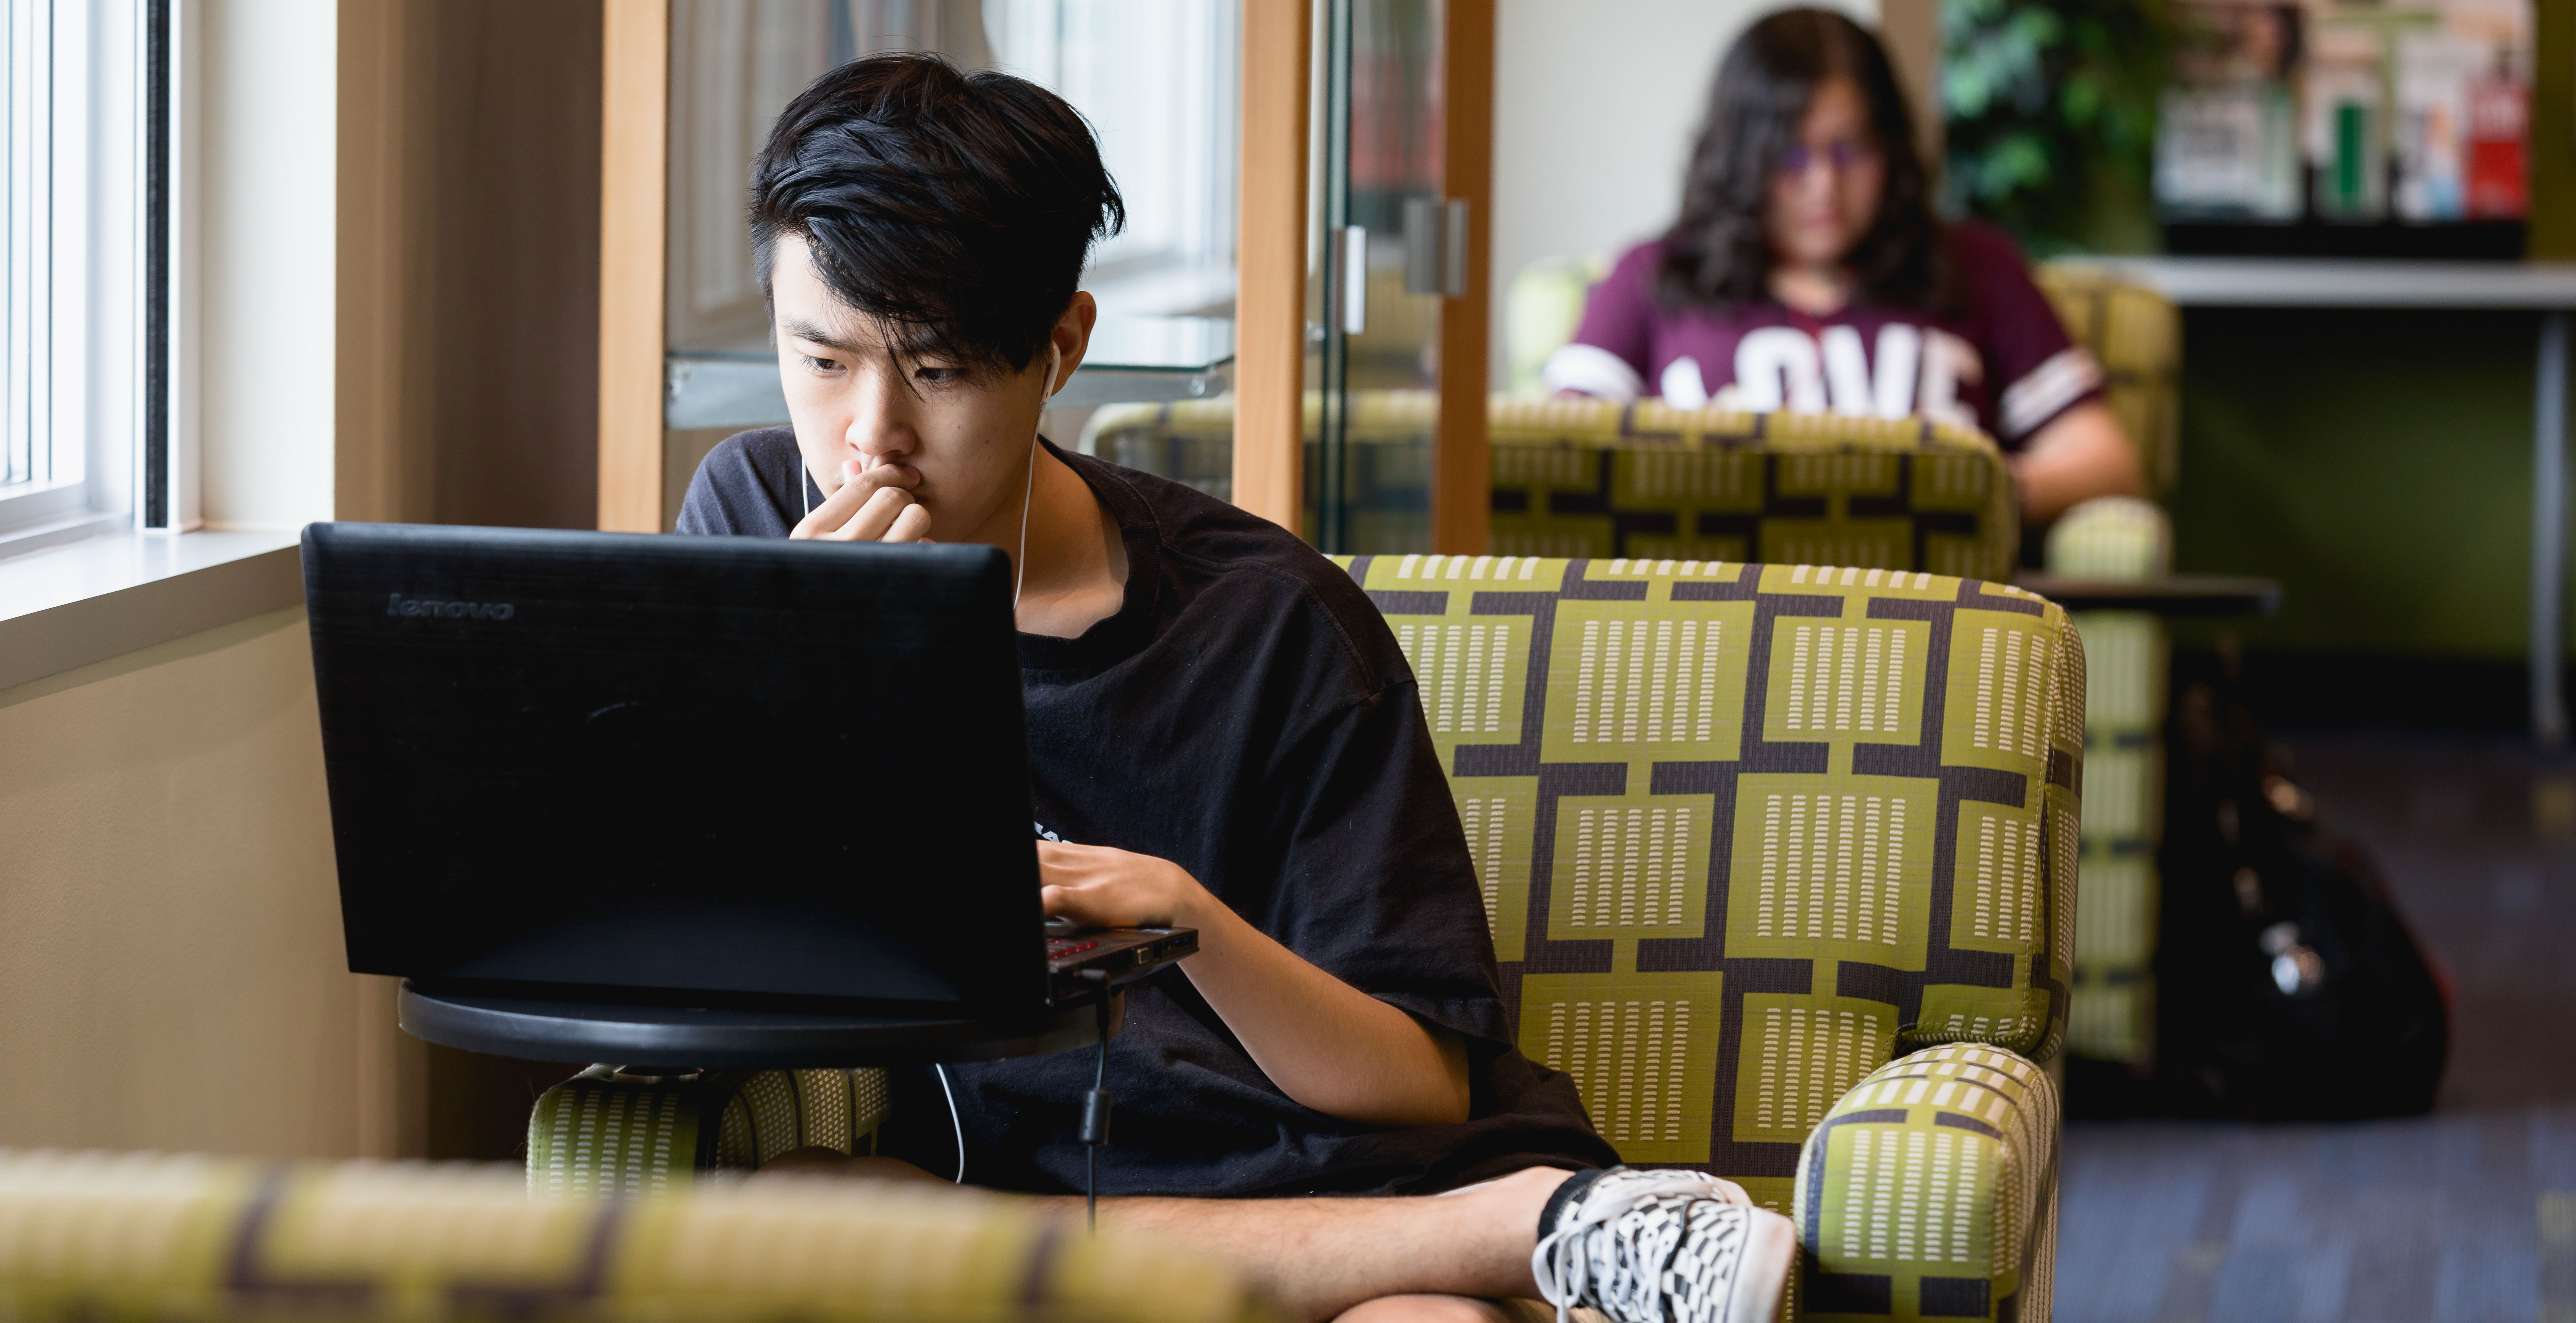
[1339,555,2078,1322]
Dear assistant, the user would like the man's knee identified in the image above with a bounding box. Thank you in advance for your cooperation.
[1331,1295,1515,1323]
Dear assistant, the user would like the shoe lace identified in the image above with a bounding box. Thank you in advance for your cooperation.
[1531,1171,1737,1323]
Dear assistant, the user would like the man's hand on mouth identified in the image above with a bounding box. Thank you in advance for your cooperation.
[792,456,932,543]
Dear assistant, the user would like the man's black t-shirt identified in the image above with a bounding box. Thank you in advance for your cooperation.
[676,427,1613,1197]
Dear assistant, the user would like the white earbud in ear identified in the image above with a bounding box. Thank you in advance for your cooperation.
[1045,343,1065,403]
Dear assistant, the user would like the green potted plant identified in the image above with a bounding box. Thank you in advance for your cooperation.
[1943,0,2175,254]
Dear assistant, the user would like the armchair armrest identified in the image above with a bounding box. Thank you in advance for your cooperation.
[1790,1045,2061,1323]
[2043,495,2171,581]
[0,1148,1280,1323]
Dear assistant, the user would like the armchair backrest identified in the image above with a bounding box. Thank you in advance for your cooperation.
[1486,401,2016,579]
[1338,555,2082,1214]
[1086,396,2019,582]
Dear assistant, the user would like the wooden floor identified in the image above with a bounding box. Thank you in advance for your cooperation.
[2056,734,2576,1322]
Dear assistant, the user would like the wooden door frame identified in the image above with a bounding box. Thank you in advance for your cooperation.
[1433,0,1495,554]
[1232,0,1313,531]
[597,0,668,533]
[1237,0,1497,551]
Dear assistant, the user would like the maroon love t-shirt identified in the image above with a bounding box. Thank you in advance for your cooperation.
[1541,222,2100,449]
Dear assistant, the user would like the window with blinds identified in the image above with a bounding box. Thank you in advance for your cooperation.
[0,0,61,504]
[0,0,142,545]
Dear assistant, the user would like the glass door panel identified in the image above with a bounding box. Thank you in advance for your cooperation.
[1309,0,1446,553]
[994,0,1242,504]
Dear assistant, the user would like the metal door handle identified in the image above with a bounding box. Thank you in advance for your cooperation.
[1341,225,1368,335]
[1442,199,1469,299]
[1402,198,1470,299]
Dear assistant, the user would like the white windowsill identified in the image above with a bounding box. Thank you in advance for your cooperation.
[0,526,306,692]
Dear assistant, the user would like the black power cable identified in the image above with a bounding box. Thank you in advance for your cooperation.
[1078,972,1115,1234]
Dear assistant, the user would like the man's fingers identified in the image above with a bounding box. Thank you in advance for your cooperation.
[883,502,932,543]
[826,486,916,542]
[789,469,872,539]
[861,458,922,491]
[788,458,921,540]
[1039,840,1124,868]
[1039,883,1107,925]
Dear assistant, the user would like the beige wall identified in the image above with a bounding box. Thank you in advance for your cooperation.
[1489,0,1876,311]
[0,608,414,1157]
[199,0,341,532]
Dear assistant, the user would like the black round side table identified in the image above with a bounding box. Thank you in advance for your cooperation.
[2013,571,2283,618]
[399,980,1118,1071]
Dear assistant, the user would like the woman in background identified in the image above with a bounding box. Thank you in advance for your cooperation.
[1541,7,2140,522]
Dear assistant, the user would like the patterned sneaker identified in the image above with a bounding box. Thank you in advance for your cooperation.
[1530,1167,1796,1323]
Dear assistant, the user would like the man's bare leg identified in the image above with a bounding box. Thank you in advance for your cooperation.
[1330,1296,1527,1323]
[757,1154,1573,1321]
[1074,1165,1567,1320]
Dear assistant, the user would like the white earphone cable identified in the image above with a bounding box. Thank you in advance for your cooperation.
[1014,436,1037,609]
[934,1063,966,1183]
[1015,344,1060,611]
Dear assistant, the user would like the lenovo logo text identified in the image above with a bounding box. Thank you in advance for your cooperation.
[386,593,516,621]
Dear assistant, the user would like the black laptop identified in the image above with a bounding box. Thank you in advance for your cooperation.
[299,522,1193,1028]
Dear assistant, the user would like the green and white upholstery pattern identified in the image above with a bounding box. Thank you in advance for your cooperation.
[1791,1045,2060,1322]
[1341,555,2074,1318]
[2055,608,2161,1067]
[2044,497,2174,1067]
[0,1148,1276,1323]
[527,1067,892,1198]
[1339,554,2076,1317]
[1083,396,2019,583]
[1485,404,2016,580]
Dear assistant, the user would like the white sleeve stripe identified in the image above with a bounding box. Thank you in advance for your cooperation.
[1539,343,1646,402]
[1998,346,2103,439]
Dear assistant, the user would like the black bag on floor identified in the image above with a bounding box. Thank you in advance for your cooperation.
[2149,649,2451,1119]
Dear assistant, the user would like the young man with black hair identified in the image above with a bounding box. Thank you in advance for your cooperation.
[676,54,1796,1323]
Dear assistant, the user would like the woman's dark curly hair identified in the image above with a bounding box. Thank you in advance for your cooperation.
[751,54,1124,375]
[1658,9,1942,312]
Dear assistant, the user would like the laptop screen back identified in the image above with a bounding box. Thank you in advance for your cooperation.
[301,522,1049,1017]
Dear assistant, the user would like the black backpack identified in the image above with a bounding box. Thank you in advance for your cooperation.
[2139,648,2451,1120]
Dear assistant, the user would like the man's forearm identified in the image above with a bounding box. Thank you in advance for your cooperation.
[1035,840,1471,1127]
[1176,896,1471,1128]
